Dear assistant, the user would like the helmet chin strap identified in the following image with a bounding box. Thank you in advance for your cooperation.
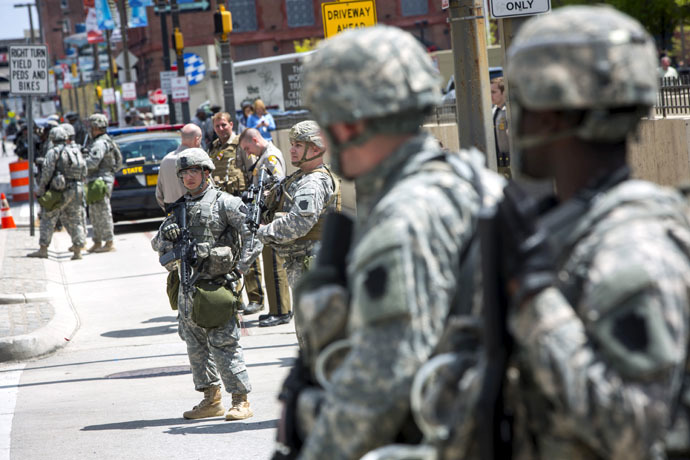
[292,143,325,167]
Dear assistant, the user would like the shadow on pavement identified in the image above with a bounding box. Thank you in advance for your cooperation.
[81,417,216,431]
[101,323,178,338]
[165,418,278,435]
[142,315,177,324]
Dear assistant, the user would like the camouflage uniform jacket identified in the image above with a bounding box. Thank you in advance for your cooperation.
[506,176,690,460]
[37,143,86,196]
[85,133,120,185]
[298,133,504,460]
[208,133,245,195]
[256,165,336,261]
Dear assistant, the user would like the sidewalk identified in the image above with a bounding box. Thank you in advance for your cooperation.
[0,200,80,362]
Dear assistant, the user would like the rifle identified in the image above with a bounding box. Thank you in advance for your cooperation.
[244,165,269,249]
[159,202,198,317]
[475,206,513,460]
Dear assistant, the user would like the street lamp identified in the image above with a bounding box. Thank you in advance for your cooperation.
[13,3,37,44]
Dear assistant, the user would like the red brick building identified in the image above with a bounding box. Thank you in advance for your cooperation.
[39,0,450,97]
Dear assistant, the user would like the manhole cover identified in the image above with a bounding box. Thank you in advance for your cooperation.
[106,365,190,379]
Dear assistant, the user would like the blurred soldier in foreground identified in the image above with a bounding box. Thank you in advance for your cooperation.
[272,25,503,460]
[27,125,87,260]
[85,114,122,253]
[258,120,339,287]
[151,148,262,421]
[239,128,293,327]
[413,6,690,460]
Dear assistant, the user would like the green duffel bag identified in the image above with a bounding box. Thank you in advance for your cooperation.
[86,178,107,205]
[38,189,64,211]
[166,270,179,311]
[192,280,239,329]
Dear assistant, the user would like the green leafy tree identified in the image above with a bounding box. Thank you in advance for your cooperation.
[552,0,686,52]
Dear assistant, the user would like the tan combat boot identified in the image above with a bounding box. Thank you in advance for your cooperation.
[182,386,225,420]
[27,245,48,258]
[71,247,82,260]
[87,241,102,253]
[225,393,253,421]
[93,240,115,253]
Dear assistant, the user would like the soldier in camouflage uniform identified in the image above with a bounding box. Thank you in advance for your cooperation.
[239,128,293,327]
[85,113,121,253]
[257,120,338,287]
[27,125,87,260]
[151,148,262,421]
[208,112,245,196]
[411,6,690,460]
[273,25,503,460]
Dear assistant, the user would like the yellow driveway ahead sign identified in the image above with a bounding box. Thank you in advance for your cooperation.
[322,0,377,38]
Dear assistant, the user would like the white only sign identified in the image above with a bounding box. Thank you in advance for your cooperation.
[122,82,137,101]
[171,76,189,102]
[9,45,49,95]
[490,0,550,18]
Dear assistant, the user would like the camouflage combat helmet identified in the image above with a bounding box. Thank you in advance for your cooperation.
[507,5,658,144]
[289,120,326,167]
[303,25,440,127]
[49,125,69,143]
[88,113,108,130]
[59,123,75,139]
[176,147,215,175]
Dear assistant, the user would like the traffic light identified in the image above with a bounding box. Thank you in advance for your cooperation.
[214,5,232,38]
[173,27,184,55]
[96,85,103,98]
[71,62,78,77]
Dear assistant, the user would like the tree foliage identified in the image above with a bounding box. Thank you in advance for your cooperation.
[552,0,685,51]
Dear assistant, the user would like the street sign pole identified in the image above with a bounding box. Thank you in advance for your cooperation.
[27,96,34,235]
[157,0,176,124]
[448,0,496,170]
[219,36,236,126]
[171,0,190,123]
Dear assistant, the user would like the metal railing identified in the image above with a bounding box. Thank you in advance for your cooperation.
[655,74,690,117]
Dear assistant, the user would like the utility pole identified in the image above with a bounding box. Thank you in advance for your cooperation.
[14,2,37,235]
[158,0,176,123]
[448,0,496,170]
[117,0,132,114]
[170,0,190,123]
[216,2,236,125]
[106,29,119,124]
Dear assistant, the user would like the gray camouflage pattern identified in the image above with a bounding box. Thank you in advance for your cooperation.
[298,133,504,460]
[507,5,658,112]
[289,120,324,149]
[257,169,335,287]
[302,25,441,126]
[500,180,690,460]
[176,146,215,173]
[86,134,119,242]
[88,113,108,129]
[151,184,262,395]
[36,143,86,247]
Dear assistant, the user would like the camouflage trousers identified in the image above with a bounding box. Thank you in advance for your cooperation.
[177,314,251,394]
[88,181,114,243]
[39,184,86,247]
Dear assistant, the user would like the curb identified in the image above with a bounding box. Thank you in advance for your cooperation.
[0,291,51,304]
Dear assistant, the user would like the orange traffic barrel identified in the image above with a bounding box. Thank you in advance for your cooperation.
[9,160,29,202]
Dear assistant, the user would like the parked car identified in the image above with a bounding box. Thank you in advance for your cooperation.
[107,125,182,222]
[441,66,504,104]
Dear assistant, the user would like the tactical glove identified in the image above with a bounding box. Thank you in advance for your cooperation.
[162,222,180,241]
[496,181,556,307]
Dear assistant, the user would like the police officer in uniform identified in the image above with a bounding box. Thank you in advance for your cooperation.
[239,128,293,327]
[27,125,87,260]
[151,148,262,421]
[85,114,121,253]
[273,25,503,459]
[257,120,339,287]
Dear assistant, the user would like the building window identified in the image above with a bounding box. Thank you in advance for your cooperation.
[229,0,258,32]
[401,0,428,16]
[286,0,315,28]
